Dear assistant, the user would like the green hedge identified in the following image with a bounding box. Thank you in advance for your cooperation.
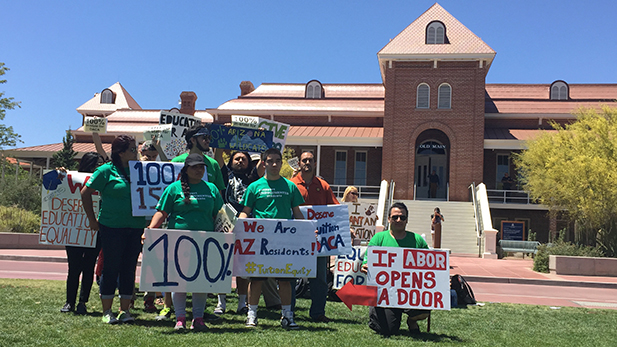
[533,238,606,273]
[0,205,40,233]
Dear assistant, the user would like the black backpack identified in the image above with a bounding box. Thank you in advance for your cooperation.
[451,274,476,307]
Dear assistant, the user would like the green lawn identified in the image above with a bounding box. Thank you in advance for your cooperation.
[1,278,616,347]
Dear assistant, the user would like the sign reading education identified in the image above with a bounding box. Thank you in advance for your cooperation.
[209,123,273,153]
[334,246,367,289]
[232,218,317,278]
[128,161,208,217]
[39,170,99,248]
[231,115,290,152]
[347,202,379,242]
[83,116,107,133]
[299,204,352,256]
[140,228,235,293]
[158,111,201,158]
[367,247,450,310]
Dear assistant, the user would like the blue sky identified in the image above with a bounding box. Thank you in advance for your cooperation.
[2,0,616,148]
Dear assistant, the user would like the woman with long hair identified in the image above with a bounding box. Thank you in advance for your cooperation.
[81,135,146,324]
[342,186,359,203]
[61,152,104,314]
[148,153,224,331]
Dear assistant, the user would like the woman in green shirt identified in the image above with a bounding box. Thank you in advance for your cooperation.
[148,153,224,331]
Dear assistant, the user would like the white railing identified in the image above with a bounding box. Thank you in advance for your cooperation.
[330,185,381,200]
[486,189,535,204]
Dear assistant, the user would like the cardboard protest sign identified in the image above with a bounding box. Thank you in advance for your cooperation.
[158,111,201,158]
[83,116,107,133]
[129,161,207,217]
[231,115,290,152]
[287,157,299,171]
[346,202,379,242]
[367,246,450,310]
[299,204,352,256]
[232,218,317,278]
[334,246,367,289]
[140,228,235,293]
[209,123,273,153]
[214,204,238,233]
[39,170,99,248]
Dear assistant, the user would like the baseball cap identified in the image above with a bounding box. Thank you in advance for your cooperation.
[185,153,206,166]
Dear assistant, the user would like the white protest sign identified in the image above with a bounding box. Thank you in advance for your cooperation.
[233,218,317,278]
[367,247,450,310]
[299,204,352,256]
[333,246,367,289]
[158,111,201,159]
[231,115,290,152]
[84,117,107,133]
[39,170,99,248]
[214,204,238,233]
[140,228,235,293]
[129,161,208,217]
[143,124,173,143]
[347,202,379,242]
[287,157,299,171]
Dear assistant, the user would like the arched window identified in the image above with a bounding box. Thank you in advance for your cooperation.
[417,83,430,109]
[100,89,115,104]
[438,84,451,109]
[306,80,323,99]
[550,81,568,100]
[426,21,446,44]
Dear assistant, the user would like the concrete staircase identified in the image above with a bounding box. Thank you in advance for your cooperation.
[399,200,479,255]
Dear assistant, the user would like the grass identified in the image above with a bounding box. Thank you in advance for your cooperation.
[1,278,617,347]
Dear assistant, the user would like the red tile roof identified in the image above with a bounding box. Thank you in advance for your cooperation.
[484,128,556,141]
[289,126,383,138]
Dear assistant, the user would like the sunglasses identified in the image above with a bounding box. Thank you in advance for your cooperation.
[390,215,408,221]
[350,192,359,196]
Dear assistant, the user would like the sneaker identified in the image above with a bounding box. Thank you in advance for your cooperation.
[174,317,186,331]
[214,304,225,315]
[190,317,208,332]
[102,310,119,324]
[204,313,222,322]
[156,307,172,321]
[237,306,248,315]
[245,312,258,327]
[312,315,331,323]
[144,297,157,313]
[75,302,88,315]
[281,310,299,330]
[117,310,135,323]
[60,302,73,313]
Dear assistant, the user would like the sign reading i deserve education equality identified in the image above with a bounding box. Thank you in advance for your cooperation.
[140,228,235,293]
[128,161,208,217]
[367,246,450,310]
[232,218,318,278]
[208,124,273,153]
[299,204,352,256]
[39,170,99,248]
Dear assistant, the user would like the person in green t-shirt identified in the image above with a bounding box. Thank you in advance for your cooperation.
[171,124,225,191]
[239,148,305,330]
[148,153,223,331]
[81,135,146,325]
[361,202,430,336]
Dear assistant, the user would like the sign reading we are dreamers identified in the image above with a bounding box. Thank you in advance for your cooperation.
[367,247,450,310]
[39,171,99,248]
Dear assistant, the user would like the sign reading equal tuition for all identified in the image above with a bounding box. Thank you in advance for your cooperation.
[140,228,235,293]
[39,170,99,248]
[208,123,273,153]
[232,218,318,278]
[299,204,352,256]
[367,246,450,310]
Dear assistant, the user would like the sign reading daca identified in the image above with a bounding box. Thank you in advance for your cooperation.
[299,204,352,256]
[39,170,99,248]
[83,116,107,133]
[366,247,450,310]
[232,218,317,278]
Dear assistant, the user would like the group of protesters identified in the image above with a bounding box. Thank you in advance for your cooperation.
[60,122,429,336]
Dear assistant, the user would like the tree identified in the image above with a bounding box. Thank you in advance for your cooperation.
[515,106,617,256]
[0,62,21,149]
[52,130,78,170]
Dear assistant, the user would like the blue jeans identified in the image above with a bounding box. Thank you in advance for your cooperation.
[308,257,329,319]
[99,224,143,300]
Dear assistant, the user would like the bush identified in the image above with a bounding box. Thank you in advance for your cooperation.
[0,205,40,233]
[0,175,41,214]
[533,237,606,273]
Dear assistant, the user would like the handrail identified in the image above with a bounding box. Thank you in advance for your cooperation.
[486,189,534,204]
[469,182,483,257]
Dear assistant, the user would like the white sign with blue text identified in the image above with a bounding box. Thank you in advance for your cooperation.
[299,204,352,256]
[334,246,367,289]
[140,228,235,293]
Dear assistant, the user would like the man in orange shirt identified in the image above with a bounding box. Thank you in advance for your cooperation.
[291,151,339,322]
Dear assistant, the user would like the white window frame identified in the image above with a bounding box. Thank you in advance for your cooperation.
[438,83,451,109]
[354,151,367,186]
[416,83,430,109]
[550,81,568,100]
[426,22,445,44]
[306,81,323,99]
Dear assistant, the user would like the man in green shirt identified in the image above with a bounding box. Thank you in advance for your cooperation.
[171,125,225,191]
[361,202,430,336]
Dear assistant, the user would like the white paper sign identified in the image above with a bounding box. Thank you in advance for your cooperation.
[334,246,367,289]
[128,161,207,217]
[140,228,235,293]
[143,124,173,143]
[84,117,107,133]
[287,157,299,171]
[367,247,450,310]
[231,115,290,152]
[347,202,379,242]
[299,204,352,256]
[232,218,317,278]
[39,170,99,248]
[231,115,259,129]
[214,204,238,233]
[158,111,202,159]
